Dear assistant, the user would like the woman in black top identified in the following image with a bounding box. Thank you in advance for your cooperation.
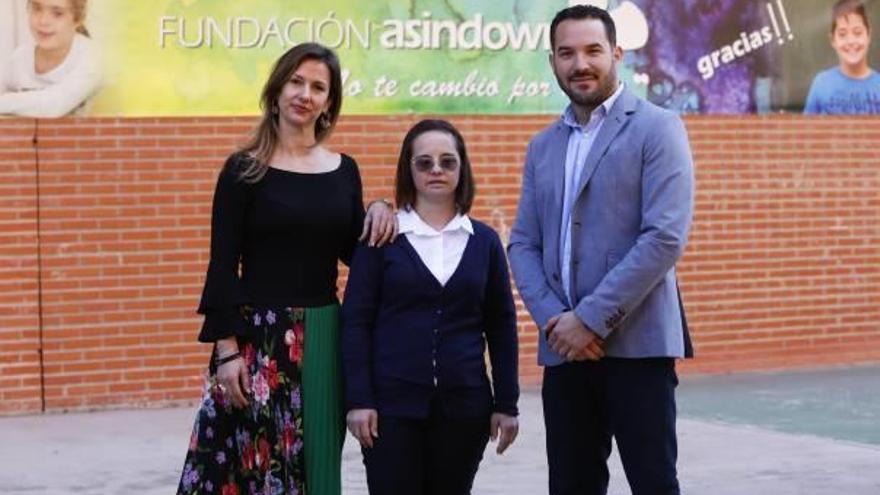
[177,43,395,495]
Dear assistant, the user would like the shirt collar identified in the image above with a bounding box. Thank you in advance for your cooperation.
[561,81,625,130]
[398,208,474,236]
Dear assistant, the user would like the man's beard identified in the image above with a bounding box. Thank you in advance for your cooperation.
[555,65,618,110]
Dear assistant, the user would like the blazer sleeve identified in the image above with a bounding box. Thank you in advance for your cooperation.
[196,154,251,343]
[507,139,568,330]
[574,111,695,338]
[483,230,519,416]
[340,243,383,410]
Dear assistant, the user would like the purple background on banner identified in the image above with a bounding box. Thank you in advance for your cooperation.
[634,0,777,113]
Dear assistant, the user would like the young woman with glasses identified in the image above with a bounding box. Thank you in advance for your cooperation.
[341,119,520,495]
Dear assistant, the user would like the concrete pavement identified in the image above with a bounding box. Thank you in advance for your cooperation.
[2,368,879,494]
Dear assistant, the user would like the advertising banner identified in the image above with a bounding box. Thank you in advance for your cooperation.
[1,0,878,117]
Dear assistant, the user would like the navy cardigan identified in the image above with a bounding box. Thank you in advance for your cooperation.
[341,219,519,419]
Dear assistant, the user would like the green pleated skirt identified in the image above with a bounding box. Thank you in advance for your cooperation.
[302,304,344,495]
[178,304,343,495]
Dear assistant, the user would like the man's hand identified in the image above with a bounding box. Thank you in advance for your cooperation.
[546,311,605,361]
[346,408,379,448]
[360,201,398,247]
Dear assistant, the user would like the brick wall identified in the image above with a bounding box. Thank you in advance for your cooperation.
[0,115,878,415]
[0,119,41,414]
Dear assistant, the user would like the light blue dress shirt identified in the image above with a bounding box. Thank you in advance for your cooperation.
[559,82,625,305]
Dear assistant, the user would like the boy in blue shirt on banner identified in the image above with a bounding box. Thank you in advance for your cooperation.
[805,0,880,114]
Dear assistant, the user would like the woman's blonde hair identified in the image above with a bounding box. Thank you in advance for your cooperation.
[29,0,91,36]
[71,0,89,36]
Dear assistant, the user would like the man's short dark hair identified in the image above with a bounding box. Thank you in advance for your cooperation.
[550,5,617,50]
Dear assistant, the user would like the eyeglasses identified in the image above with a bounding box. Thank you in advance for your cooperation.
[411,155,460,172]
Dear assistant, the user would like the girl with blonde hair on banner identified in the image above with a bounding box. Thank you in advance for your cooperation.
[0,0,101,118]
[177,42,397,495]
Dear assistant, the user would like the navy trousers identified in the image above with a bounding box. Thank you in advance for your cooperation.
[362,401,490,495]
[542,357,681,495]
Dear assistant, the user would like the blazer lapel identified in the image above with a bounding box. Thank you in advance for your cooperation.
[573,87,638,200]
[544,121,568,278]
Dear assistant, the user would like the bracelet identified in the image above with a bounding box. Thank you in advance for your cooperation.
[215,351,241,367]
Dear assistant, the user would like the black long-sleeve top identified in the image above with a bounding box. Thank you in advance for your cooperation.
[341,220,519,418]
[197,152,365,342]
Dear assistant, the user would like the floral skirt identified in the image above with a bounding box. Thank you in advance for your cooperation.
[178,304,344,495]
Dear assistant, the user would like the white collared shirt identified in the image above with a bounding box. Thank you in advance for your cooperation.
[560,82,625,304]
[398,209,474,286]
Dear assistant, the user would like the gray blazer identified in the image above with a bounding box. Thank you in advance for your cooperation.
[508,87,695,366]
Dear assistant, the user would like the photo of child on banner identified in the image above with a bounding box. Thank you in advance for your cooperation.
[805,0,879,114]
[0,0,102,118]
[1,0,874,116]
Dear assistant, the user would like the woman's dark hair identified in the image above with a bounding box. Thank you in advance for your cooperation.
[394,119,475,214]
[239,43,343,183]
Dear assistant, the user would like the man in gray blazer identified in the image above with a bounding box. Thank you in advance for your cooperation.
[508,5,694,495]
